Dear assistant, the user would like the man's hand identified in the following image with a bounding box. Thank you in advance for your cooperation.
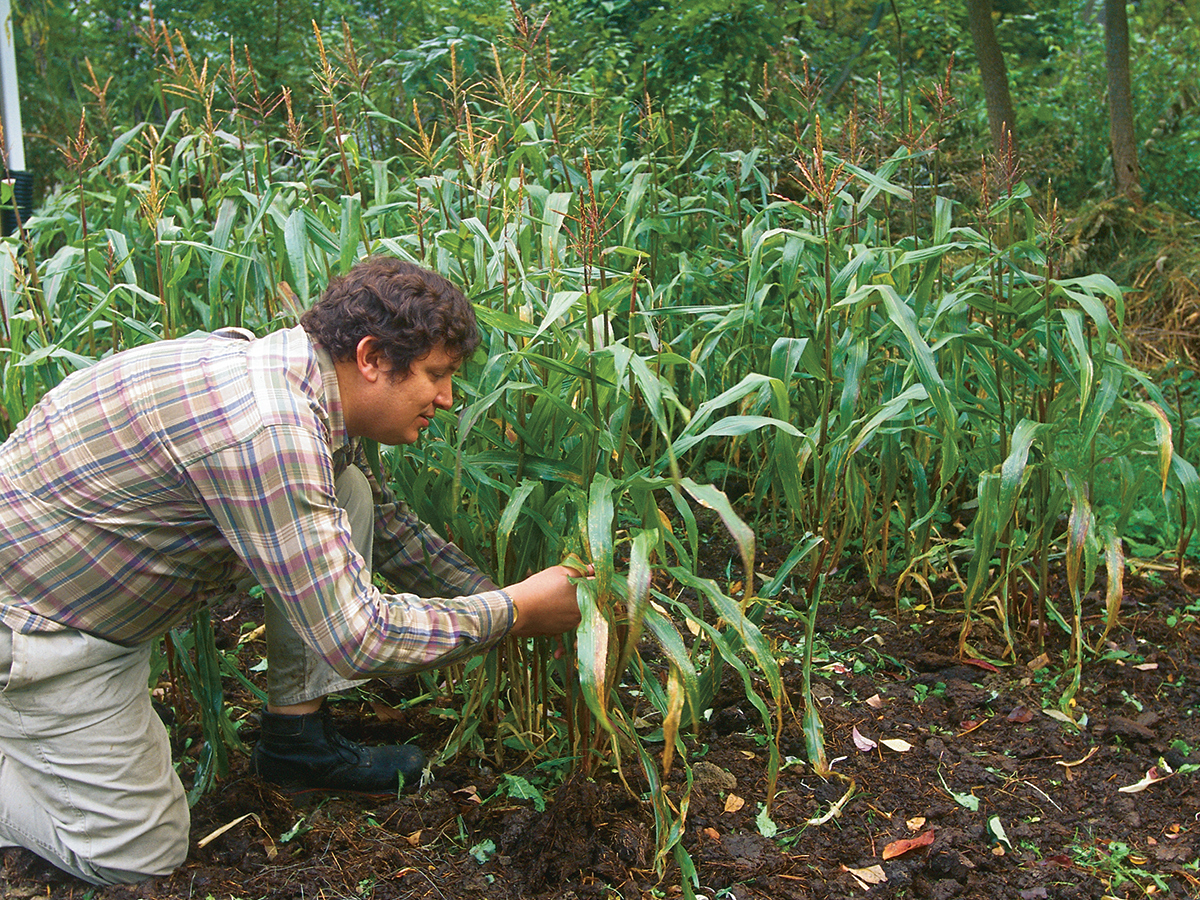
[505,564,590,637]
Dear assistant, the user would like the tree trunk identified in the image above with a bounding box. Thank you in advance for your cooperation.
[1104,0,1142,202]
[966,0,1018,162]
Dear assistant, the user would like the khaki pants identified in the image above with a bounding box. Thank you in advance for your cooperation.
[0,626,190,884]
[264,465,374,705]
[0,466,374,883]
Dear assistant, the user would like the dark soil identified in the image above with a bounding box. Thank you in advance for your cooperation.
[4,561,1199,900]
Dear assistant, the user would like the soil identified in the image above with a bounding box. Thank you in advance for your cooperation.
[3,556,1199,900]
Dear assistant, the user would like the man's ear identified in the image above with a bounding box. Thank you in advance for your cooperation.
[355,336,386,383]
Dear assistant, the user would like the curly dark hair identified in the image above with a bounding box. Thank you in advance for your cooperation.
[300,257,480,376]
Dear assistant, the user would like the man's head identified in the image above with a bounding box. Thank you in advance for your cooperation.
[300,257,480,378]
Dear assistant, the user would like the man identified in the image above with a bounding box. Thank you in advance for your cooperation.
[0,257,584,885]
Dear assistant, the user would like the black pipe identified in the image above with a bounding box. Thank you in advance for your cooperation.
[2,170,33,236]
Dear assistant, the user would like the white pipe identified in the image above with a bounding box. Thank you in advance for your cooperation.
[0,0,25,172]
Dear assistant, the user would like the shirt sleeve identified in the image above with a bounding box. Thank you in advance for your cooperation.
[353,443,501,597]
[186,424,514,678]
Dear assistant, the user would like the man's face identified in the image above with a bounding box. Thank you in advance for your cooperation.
[357,344,461,446]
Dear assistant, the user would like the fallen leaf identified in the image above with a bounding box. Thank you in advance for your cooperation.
[881,738,913,752]
[403,830,422,847]
[991,845,1006,856]
[866,693,885,709]
[852,726,878,752]
[987,816,1012,849]
[906,817,926,831]
[724,794,746,813]
[1119,766,1174,793]
[882,829,935,859]
[1133,662,1159,671]
[1007,706,1034,724]
[962,657,999,672]
[452,785,482,804]
[938,771,980,811]
[740,750,756,759]
[703,827,721,840]
[1041,708,1077,726]
[1027,652,1051,672]
[369,701,407,722]
[841,864,887,889]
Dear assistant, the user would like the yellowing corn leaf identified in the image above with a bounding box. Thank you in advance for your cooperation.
[661,666,684,777]
[575,579,613,734]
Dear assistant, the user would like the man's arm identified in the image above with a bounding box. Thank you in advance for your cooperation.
[188,425,515,678]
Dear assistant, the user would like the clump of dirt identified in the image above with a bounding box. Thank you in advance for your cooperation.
[3,564,1199,900]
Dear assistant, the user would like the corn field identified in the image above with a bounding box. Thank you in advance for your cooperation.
[2,14,1197,891]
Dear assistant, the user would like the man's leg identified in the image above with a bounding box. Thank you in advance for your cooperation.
[0,623,190,885]
[253,464,425,792]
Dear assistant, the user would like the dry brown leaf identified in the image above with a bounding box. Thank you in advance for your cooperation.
[724,794,746,814]
[906,816,926,831]
[866,693,885,709]
[841,864,887,888]
[702,827,721,841]
[882,829,935,860]
[881,738,913,752]
[1027,652,1051,671]
[453,785,482,804]
[369,701,407,722]
[403,830,423,847]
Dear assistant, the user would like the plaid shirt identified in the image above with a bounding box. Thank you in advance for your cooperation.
[0,326,513,676]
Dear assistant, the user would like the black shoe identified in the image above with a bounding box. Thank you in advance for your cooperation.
[251,709,427,794]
